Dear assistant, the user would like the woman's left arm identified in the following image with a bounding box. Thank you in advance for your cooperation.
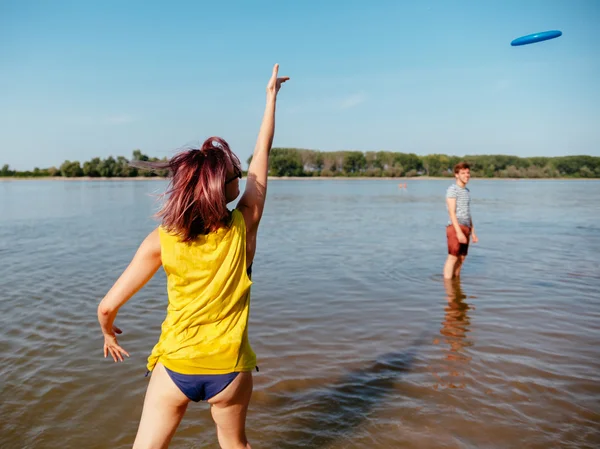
[98,228,162,362]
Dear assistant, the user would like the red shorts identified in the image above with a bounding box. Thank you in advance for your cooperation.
[447,224,471,256]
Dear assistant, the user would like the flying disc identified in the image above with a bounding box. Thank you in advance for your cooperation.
[511,30,562,46]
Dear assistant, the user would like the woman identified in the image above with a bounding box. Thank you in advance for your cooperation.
[97,64,289,449]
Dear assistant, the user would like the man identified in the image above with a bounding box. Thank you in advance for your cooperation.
[443,162,478,279]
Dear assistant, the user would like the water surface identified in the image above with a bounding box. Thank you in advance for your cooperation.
[1,179,599,448]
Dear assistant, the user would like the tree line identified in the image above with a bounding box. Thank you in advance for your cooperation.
[2,148,599,178]
[1,150,169,178]
[259,149,600,178]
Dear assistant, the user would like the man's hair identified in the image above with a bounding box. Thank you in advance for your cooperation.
[454,162,470,174]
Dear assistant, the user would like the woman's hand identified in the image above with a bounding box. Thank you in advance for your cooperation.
[266,63,289,97]
[103,325,130,362]
[97,228,161,362]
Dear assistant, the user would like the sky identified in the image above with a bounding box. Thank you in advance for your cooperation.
[1,0,599,170]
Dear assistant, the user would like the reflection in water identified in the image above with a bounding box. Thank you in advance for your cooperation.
[432,279,474,390]
[270,337,425,449]
[2,181,600,448]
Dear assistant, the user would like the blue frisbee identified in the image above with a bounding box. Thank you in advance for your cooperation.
[511,30,562,46]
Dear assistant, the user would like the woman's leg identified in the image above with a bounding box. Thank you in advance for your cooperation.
[208,371,253,449]
[133,362,190,449]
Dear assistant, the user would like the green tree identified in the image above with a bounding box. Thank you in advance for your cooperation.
[1,164,13,176]
[394,153,423,172]
[343,151,367,175]
[315,152,324,173]
[83,157,101,177]
[48,166,60,177]
[132,149,149,161]
[98,156,117,177]
[269,148,303,176]
[551,156,593,176]
[371,151,392,170]
[60,160,84,177]
[113,156,136,177]
[579,166,594,178]
[423,154,444,176]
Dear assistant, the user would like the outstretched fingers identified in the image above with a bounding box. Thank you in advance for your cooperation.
[105,343,130,362]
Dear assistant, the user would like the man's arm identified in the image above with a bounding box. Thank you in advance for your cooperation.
[446,196,468,244]
[470,218,478,243]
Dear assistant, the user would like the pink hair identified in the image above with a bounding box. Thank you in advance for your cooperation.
[139,137,241,241]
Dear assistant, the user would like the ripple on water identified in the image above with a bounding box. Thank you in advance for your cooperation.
[1,180,600,449]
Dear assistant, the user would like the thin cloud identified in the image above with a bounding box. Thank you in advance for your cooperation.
[105,114,135,125]
[340,92,368,110]
[62,114,137,126]
[493,79,512,91]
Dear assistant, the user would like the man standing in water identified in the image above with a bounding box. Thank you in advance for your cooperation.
[443,162,478,279]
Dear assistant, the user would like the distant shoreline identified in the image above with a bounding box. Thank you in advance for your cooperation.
[1,176,599,182]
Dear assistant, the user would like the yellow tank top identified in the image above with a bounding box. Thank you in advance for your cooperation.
[146,209,256,374]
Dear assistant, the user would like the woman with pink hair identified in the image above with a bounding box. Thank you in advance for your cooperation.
[97,64,289,448]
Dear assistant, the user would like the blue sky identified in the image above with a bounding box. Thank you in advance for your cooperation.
[1,0,599,170]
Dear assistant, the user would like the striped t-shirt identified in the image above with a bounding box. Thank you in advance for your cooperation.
[446,184,471,227]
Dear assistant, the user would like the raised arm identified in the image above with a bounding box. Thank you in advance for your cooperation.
[237,64,289,234]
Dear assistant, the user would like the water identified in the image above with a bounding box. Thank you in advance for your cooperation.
[1,178,599,449]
